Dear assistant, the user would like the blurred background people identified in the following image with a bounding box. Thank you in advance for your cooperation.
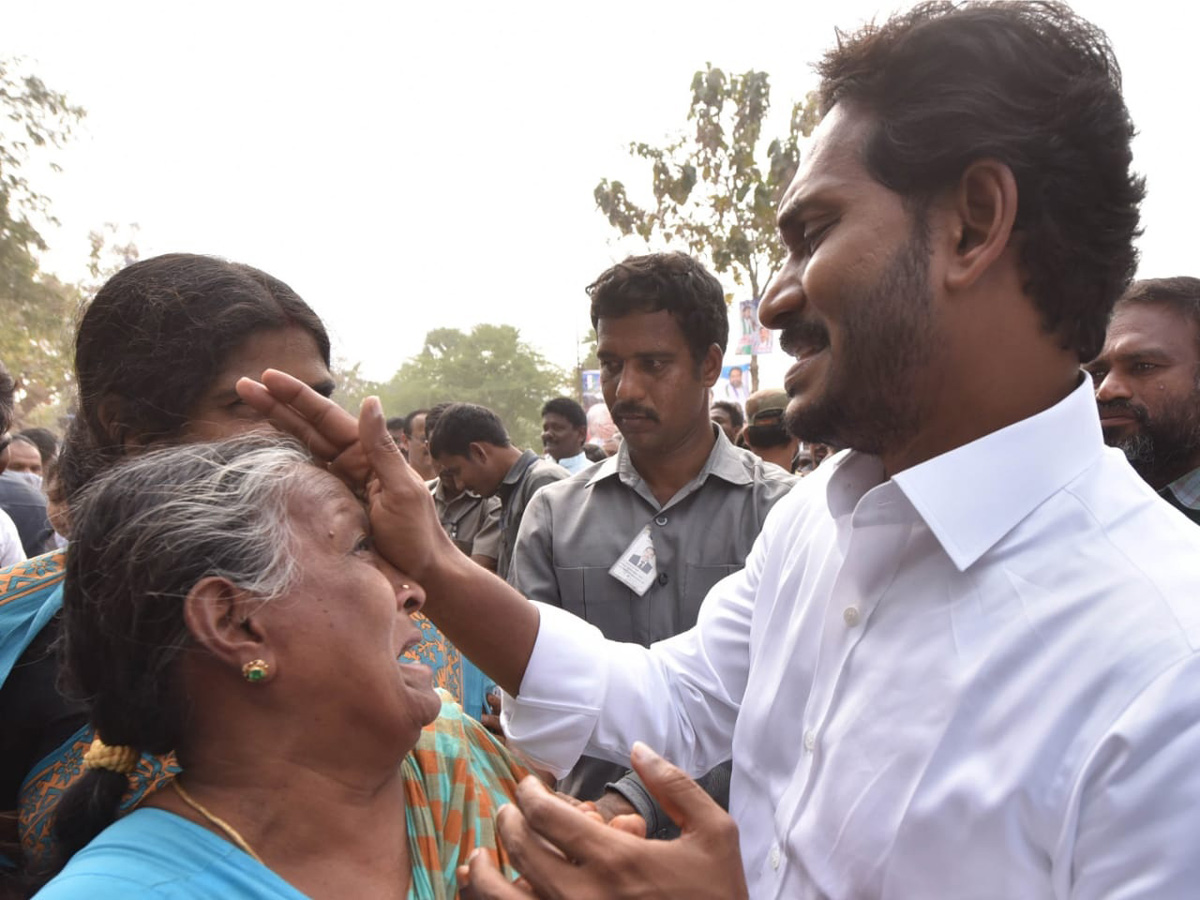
[742,388,800,472]
[540,397,590,474]
[429,402,567,581]
[400,409,438,481]
[709,399,744,446]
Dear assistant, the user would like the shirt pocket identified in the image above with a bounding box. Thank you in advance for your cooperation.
[552,565,640,643]
[680,564,740,624]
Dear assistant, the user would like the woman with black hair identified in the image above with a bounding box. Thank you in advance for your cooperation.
[0,253,336,890]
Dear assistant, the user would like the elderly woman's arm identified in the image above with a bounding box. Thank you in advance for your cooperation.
[236,371,539,696]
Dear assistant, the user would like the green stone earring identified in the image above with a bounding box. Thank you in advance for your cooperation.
[242,659,269,683]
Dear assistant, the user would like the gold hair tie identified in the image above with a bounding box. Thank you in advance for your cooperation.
[82,737,139,775]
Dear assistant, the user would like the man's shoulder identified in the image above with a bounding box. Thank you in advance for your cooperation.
[713,442,799,493]
[0,472,43,506]
[524,456,570,488]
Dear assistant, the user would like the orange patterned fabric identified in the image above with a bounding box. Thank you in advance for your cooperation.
[401,692,527,897]
[19,726,177,870]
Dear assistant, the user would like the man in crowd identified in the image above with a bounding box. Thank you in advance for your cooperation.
[1086,277,1200,524]
[386,415,408,452]
[740,388,799,472]
[0,364,30,566]
[540,397,590,474]
[16,428,57,475]
[508,251,794,810]
[709,399,743,445]
[429,402,567,579]
[245,3,1200,895]
[6,435,45,479]
[401,408,438,481]
[0,431,53,559]
[424,403,501,571]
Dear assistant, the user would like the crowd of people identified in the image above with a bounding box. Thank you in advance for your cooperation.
[2,1,1199,897]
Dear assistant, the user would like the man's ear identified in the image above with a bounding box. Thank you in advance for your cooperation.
[942,158,1019,295]
[468,442,489,466]
[183,576,273,678]
[699,344,723,388]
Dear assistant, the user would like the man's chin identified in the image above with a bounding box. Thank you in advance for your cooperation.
[784,395,843,449]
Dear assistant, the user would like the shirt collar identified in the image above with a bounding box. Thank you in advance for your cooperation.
[1163,466,1200,510]
[585,425,753,490]
[884,376,1103,571]
[503,448,540,484]
[498,448,540,499]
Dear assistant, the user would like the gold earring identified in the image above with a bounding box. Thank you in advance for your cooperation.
[242,659,270,683]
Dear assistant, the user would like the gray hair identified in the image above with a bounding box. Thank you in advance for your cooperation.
[60,434,317,754]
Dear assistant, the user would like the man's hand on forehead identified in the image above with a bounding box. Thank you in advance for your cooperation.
[236,368,373,486]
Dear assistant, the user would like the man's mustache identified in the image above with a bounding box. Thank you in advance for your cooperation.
[610,403,660,422]
[1098,399,1148,424]
[777,316,830,358]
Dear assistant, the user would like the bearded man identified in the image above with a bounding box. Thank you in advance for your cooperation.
[1087,277,1200,524]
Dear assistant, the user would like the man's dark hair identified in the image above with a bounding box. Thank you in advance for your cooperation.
[1115,277,1200,356]
[428,403,510,458]
[817,0,1144,362]
[17,426,58,465]
[403,409,431,437]
[587,252,728,365]
[541,397,587,429]
[0,361,14,436]
[711,400,745,432]
[385,416,407,432]
[423,402,453,446]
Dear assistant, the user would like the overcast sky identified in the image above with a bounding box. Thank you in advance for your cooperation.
[5,0,1197,386]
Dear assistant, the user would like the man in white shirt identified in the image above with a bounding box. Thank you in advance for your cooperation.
[240,2,1199,897]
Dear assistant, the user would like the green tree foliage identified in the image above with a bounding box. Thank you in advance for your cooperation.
[331,358,383,415]
[1,58,87,426]
[371,324,569,451]
[594,65,818,388]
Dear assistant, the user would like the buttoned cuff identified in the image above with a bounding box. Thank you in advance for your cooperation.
[500,602,610,778]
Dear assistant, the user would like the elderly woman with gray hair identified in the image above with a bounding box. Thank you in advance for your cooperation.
[34,433,526,899]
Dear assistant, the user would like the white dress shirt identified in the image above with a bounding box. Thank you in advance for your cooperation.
[0,509,24,567]
[503,379,1200,899]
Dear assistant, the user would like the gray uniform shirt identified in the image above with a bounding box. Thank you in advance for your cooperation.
[496,449,570,581]
[508,428,795,798]
[429,478,501,562]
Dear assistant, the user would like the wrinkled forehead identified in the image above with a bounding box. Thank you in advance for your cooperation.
[285,465,364,525]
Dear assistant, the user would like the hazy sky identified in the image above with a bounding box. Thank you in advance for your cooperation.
[5,0,1197,387]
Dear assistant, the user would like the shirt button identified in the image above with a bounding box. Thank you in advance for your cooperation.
[843,606,861,627]
[803,730,816,751]
[655,515,669,526]
[657,572,669,586]
[769,843,781,869]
